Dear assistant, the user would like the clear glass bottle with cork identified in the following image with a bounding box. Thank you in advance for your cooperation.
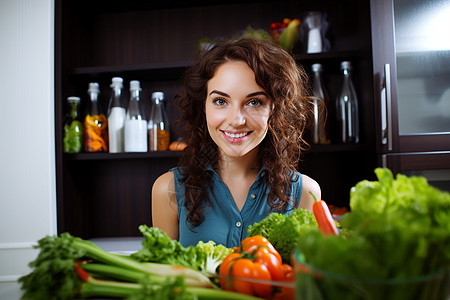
[63,96,84,153]
[148,91,170,151]
[107,77,126,153]
[124,80,147,152]
[84,82,108,152]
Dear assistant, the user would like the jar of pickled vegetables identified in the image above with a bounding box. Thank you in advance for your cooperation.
[84,82,108,152]
[63,96,84,153]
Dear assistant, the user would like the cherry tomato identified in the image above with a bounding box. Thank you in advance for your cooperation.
[282,263,294,280]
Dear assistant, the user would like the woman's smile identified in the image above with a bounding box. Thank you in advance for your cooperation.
[221,130,253,143]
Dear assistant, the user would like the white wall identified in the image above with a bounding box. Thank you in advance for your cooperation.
[0,0,55,298]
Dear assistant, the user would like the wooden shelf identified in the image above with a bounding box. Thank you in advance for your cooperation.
[64,151,182,161]
[70,61,190,81]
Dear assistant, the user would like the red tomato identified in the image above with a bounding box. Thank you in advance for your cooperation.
[219,253,241,291]
[219,253,273,298]
[254,252,285,281]
[240,236,282,264]
[273,263,295,300]
[282,263,294,280]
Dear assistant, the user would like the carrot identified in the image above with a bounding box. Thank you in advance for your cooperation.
[310,191,339,235]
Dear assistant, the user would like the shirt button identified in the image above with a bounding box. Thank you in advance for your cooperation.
[250,194,256,199]
[236,222,241,227]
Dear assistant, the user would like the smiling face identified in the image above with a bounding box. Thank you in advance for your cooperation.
[205,60,271,160]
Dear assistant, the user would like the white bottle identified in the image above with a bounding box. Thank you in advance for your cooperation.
[124,80,148,152]
[107,77,126,153]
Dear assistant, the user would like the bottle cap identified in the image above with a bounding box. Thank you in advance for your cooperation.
[88,82,100,94]
[130,80,141,91]
[67,96,80,103]
[312,63,323,72]
[152,91,165,101]
[341,61,352,70]
[110,77,123,88]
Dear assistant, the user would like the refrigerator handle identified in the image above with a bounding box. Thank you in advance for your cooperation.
[381,63,393,151]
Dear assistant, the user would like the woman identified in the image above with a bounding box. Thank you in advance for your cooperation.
[152,37,320,248]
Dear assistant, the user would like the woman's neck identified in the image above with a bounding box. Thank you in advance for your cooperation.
[217,147,261,179]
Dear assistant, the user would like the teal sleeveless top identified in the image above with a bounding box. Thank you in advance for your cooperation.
[171,166,302,248]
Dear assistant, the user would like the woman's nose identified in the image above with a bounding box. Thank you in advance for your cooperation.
[229,107,246,127]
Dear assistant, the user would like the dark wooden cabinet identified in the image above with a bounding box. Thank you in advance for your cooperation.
[55,0,378,239]
[370,0,450,192]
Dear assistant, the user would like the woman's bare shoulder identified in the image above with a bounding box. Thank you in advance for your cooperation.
[152,170,179,240]
[153,171,175,190]
[299,174,321,212]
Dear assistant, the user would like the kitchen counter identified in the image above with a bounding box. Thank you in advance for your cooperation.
[89,236,144,253]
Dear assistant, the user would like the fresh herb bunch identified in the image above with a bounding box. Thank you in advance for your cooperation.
[19,233,85,300]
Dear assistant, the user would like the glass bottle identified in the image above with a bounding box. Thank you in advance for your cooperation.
[107,77,126,153]
[148,92,170,151]
[63,96,84,153]
[84,82,108,152]
[336,61,359,143]
[311,63,331,144]
[124,80,147,152]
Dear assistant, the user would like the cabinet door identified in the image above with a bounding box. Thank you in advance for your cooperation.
[370,0,450,153]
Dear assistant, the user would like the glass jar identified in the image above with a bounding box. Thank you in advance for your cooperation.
[84,82,108,152]
[148,91,170,151]
[63,96,84,153]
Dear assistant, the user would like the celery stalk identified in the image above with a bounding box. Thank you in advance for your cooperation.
[80,282,140,298]
[74,239,213,288]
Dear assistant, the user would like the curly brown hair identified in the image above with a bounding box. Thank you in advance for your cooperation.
[174,37,312,228]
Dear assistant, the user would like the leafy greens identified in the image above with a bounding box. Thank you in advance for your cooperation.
[247,208,318,263]
[296,168,450,300]
[131,225,233,276]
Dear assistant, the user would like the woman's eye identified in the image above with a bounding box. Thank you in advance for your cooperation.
[213,98,227,106]
[248,99,262,107]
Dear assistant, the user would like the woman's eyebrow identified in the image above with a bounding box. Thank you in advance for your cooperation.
[209,90,229,97]
[209,90,268,98]
[246,91,268,98]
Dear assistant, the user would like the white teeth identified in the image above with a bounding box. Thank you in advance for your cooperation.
[224,132,248,138]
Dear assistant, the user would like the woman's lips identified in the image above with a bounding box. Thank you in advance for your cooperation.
[221,130,252,143]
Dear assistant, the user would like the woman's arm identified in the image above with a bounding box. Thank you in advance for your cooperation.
[298,174,321,212]
[151,171,179,240]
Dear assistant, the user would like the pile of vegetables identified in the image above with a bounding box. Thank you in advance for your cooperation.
[295,168,450,300]
[19,228,259,300]
[22,167,447,299]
